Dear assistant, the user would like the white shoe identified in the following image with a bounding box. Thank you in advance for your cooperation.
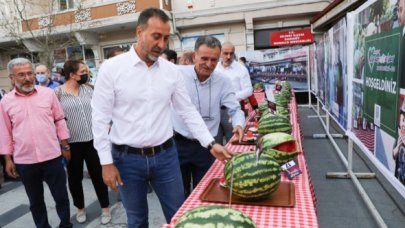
[101,211,111,225]
[76,209,86,223]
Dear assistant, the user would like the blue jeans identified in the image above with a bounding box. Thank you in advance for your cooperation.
[175,137,215,198]
[15,156,72,228]
[112,141,184,228]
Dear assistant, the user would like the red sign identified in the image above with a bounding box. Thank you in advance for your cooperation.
[270,29,313,47]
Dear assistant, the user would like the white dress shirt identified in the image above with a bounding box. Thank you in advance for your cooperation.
[172,66,245,139]
[216,60,253,101]
[92,46,214,165]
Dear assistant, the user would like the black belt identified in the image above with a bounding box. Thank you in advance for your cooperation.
[112,138,173,156]
[173,132,199,142]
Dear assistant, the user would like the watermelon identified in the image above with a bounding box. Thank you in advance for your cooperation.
[224,152,281,201]
[274,94,289,108]
[276,106,289,118]
[260,132,299,165]
[282,81,292,91]
[254,82,264,92]
[174,205,256,228]
[257,112,291,135]
[258,101,269,116]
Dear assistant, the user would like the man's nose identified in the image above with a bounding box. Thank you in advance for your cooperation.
[158,38,167,49]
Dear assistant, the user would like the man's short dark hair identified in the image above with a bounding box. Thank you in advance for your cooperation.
[239,57,247,63]
[137,8,170,30]
[194,36,222,51]
[163,49,177,63]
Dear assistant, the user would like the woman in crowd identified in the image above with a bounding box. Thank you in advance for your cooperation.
[55,60,111,225]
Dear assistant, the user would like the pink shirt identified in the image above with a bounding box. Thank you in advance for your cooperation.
[0,86,70,164]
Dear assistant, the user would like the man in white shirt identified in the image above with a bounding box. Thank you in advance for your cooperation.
[91,8,232,227]
[215,41,253,144]
[172,36,245,198]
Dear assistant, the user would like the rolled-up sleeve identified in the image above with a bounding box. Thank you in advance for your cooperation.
[0,102,13,155]
[51,93,70,140]
[171,70,214,148]
[91,64,115,165]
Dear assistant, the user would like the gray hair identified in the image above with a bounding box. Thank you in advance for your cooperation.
[194,36,222,51]
[7,58,33,75]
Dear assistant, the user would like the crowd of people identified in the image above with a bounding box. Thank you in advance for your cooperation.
[0,7,258,228]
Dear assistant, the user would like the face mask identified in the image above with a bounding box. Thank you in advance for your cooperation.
[36,74,47,83]
[77,74,88,85]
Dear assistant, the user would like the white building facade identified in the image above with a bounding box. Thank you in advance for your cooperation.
[0,0,330,90]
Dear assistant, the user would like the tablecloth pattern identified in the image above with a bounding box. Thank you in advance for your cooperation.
[162,92,319,228]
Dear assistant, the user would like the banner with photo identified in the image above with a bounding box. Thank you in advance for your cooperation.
[315,33,329,104]
[328,18,348,129]
[347,0,405,196]
[237,46,309,91]
[309,43,317,94]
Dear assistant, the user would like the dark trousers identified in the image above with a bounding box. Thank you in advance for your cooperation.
[174,135,215,198]
[215,108,233,145]
[15,156,72,228]
[67,140,109,209]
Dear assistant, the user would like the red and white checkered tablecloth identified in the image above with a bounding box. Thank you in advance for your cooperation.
[162,93,319,228]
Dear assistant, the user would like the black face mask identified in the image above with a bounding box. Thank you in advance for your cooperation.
[77,74,88,85]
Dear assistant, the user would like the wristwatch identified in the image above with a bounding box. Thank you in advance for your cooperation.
[61,144,70,151]
[207,140,216,150]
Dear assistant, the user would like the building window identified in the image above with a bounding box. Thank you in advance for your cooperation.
[59,0,75,11]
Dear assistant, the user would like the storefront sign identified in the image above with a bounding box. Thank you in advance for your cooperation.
[270,29,313,47]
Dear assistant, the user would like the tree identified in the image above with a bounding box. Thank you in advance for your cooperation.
[0,0,88,69]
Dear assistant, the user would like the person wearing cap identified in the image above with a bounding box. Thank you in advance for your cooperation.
[35,64,61,89]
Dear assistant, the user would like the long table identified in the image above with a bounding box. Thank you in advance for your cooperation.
[163,92,318,228]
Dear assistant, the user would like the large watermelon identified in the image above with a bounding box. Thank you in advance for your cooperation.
[224,152,281,201]
[260,132,299,165]
[174,205,256,228]
[257,112,291,135]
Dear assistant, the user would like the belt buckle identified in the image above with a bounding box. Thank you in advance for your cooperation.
[141,147,155,156]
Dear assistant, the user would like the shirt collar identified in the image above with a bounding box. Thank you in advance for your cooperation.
[129,45,160,68]
[13,86,38,97]
[193,66,214,85]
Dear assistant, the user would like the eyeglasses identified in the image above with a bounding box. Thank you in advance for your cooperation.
[12,72,35,78]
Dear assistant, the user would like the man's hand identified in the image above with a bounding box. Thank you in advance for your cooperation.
[210,144,233,164]
[231,125,244,143]
[102,164,123,192]
[61,150,71,161]
[4,156,18,178]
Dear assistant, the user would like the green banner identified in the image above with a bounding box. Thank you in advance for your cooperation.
[363,28,401,137]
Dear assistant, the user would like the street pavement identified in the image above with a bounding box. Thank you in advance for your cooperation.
[0,174,166,228]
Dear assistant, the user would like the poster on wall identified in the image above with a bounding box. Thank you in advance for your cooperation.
[347,0,405,194]
[315,34,327,104]
[237,46,309,91]
[309,43,317,94]
[328,18,348,129]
